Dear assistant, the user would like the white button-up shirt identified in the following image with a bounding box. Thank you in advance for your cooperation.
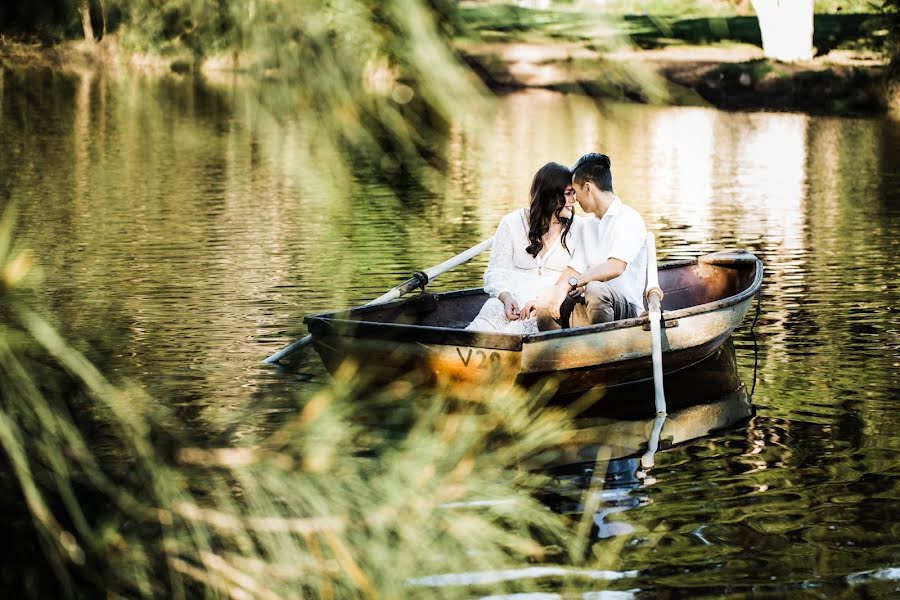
[569,196,648,310]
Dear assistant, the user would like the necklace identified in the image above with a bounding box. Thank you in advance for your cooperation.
[537,229,561,276]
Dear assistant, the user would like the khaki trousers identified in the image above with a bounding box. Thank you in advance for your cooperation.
[537,281,640,331]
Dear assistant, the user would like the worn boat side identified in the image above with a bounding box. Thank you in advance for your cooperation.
[304,251,762,392]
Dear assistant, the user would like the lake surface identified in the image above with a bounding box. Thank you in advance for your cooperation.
[2,67,899,597]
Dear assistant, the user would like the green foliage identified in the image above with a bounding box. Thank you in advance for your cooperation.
[0,2,489,195]
[813,0,884,13]
[0,0,81,42]
[457,2,627,46]
[102,1,487,201]
[0,205,586,597]
[595,0,741,17]
[457,3,885,52]
[884,0,900,70]
[477,0,883,18]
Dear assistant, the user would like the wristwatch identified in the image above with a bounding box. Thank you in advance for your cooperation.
[568,276,579,290]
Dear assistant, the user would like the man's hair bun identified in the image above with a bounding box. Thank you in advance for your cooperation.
[572,152,610,171]
[572,152,614,192]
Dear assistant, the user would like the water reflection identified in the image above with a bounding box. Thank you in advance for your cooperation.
[2,68,899,595]
[536,340,752,544]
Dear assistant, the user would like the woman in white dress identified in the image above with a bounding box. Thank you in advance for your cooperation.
[466,162,579,334]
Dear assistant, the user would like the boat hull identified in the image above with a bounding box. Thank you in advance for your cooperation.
[305,251,763,395]
[310,296,749,393]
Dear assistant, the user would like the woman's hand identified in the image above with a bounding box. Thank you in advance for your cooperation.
[499,292,521,321]
[521,286,557,320]
[521,300,538,318]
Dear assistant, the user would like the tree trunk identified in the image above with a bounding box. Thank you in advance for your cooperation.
[79,0,96,44]
[99,0,108,38]
[750,0,814,62]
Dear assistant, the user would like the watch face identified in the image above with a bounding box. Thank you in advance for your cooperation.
[568,277,579,288]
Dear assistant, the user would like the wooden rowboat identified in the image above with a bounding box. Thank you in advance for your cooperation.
[304,250,762,394]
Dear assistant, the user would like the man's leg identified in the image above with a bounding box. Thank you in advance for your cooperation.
[536,294,584,331]
[569,282,638,327]
[536,306,562,331]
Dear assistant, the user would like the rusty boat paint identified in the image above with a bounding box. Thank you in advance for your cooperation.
[304,250,763,394]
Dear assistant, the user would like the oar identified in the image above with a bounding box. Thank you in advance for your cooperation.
[641,412,667,469]
[262,237,495,365]
[645,232,667,416]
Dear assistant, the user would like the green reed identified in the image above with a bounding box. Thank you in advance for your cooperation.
[0,205,611,598]
[0,3,657,594]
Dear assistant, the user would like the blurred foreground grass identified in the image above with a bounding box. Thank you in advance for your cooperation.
[0,205,611,597]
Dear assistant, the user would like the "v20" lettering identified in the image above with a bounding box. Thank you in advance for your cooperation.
[456,348,502,370]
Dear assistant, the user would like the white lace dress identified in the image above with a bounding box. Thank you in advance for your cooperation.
[466,209,578,334]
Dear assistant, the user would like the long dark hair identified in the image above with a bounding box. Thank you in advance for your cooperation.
[525,162,573,258]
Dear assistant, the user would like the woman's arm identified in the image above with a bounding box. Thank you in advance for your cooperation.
[484,218,522,320]
[483,218,513,299]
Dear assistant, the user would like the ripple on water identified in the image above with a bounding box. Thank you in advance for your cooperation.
[4,77,900,595]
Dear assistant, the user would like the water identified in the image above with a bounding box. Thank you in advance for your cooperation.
[2,67,899,597]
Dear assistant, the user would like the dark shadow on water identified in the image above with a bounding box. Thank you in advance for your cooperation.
[533,338,754,540]
[560,337,746,420]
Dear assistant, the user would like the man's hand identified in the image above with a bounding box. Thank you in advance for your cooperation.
[546,283,571,320]
[521,300,537,318]
[499,292,521,321]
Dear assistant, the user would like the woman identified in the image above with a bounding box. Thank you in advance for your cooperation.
[466,162,579,334]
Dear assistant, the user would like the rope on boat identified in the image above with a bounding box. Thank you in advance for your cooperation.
[749,287,763,398]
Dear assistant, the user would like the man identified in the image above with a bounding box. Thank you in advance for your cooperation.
[530,152,648,330]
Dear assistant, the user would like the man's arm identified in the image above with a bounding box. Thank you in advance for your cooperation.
[523,266,581,320]
[553,266,580,288]
[578,258,627,285]
[544,259,626,320]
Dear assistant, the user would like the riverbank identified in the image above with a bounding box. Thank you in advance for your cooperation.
[456,39,891,115]
[1,30,895,117]
[0,34,192,74]
[453,7,896,115]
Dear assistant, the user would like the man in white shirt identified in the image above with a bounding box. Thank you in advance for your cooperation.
[531,152,648,330]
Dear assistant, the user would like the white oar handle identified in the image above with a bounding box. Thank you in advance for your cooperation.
[424,237,494,281]
[645,232,664,304]
[366,237,494,307]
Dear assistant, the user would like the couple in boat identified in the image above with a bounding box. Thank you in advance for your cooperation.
[466,152,648,334]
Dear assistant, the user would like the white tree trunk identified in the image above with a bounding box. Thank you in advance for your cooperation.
[99,0,107,38]
[79,0,96,44]
[751,0,814,62]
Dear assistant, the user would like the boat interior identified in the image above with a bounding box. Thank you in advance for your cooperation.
[311,253,762,331]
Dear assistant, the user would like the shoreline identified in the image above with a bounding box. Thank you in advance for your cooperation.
[456,40,894,116]
[2,35,896,117]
